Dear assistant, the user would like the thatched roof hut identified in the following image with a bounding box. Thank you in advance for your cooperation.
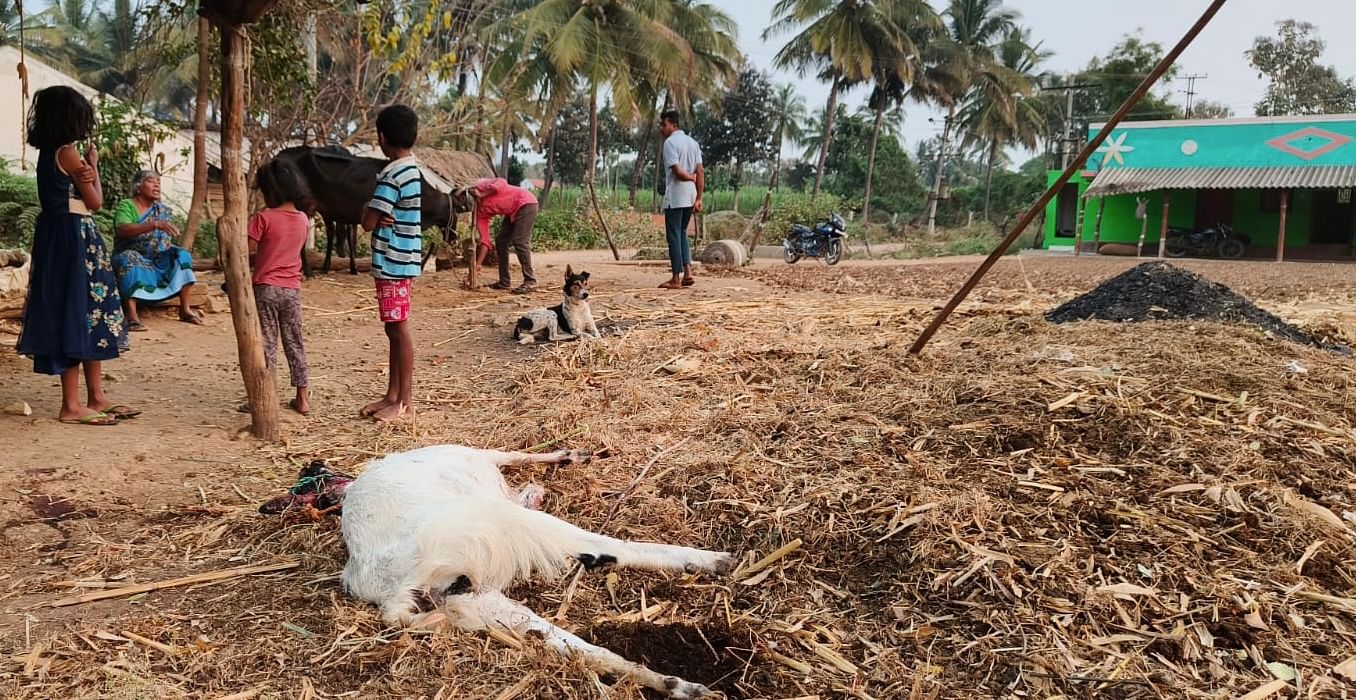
[413,147,496,193]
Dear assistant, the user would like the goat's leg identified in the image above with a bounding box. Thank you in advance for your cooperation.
[512,508,733,576]
[480,447,593,467]
[573,533,734,576]
[446,590,712,699]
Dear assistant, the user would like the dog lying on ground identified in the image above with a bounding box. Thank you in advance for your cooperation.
[339,444,734,698]
[513,266,600,344]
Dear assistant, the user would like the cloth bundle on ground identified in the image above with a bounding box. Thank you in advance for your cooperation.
[258,461,356,515]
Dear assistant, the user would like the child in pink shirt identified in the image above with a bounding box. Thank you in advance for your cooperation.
[248,159,311,415]
[470,177,538,293]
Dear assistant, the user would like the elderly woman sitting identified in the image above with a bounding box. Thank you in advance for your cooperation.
[111,170,201,330]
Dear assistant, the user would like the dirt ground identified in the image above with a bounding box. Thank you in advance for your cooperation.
[3,251,1356,698]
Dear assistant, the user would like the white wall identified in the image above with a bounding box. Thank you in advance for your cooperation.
[0,46,220,215]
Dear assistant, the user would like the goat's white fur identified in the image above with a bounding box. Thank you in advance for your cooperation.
[340,444,732,699]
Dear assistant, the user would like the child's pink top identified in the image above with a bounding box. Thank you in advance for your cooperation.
[248,208,309,288]
[473,178,537,245]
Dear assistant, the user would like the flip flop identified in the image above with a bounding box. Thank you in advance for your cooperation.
[289,398,310,416]
[658,281,683,290]
[102,404,141,419]
[128,321,148,332]
[180,312,204,325]
[488,282,512,291]
[60,412,117,426]
[681,278,695,287]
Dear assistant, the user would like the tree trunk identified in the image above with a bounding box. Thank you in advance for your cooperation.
[651,92,670,214]
[862,102,884,226]
[219,24,279,441]
[731,161,742,215]
[181,17,212,254]
[629,109,655,209]
[811,72,841,201]
[983,139,997,222]
[587,84,620,260]
[499,109,511,179]
[541,124,556,209]
[925,105,954,237]
[473,70,487,154]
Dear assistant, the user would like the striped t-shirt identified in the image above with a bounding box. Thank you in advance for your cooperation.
[367,156,423,279]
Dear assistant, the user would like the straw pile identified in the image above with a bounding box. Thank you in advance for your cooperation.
[4,294,1356,698]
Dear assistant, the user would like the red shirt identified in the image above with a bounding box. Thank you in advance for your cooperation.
[473,178,537,245]
[248,208,309,288]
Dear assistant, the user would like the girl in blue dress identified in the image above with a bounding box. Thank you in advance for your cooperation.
[16,86,137,426]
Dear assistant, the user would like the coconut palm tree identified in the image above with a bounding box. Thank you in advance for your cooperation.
[768,82,807,192]
[958,25,1048,221]
[519,0,692,258]
[918,0,1020,235]
[765,0,922,201]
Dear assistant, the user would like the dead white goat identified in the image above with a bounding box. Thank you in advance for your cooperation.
[339,444,733,699]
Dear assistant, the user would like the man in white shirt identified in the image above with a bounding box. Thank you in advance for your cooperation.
[658,110,703,289]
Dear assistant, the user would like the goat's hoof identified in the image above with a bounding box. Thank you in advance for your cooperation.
[518,335,535,345]
[664,676,712,699]
[686,552,735,576]
[562,449,592,464]
[410,611,447,630]
[576,553,618,571]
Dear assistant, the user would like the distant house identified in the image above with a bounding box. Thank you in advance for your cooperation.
[0,45,219,213]
[1042,114,1356,260]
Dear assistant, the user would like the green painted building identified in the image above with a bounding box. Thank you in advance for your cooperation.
[1041,115,1356,260]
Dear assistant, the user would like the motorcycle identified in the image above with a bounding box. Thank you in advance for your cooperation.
[784,212,847,265]
[1164,222,1250,259]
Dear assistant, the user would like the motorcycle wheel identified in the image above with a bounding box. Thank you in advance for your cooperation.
[783,246,801,264]
[1217,238,1246,259]
[824,239,844,265]
[1164,241,1189,258]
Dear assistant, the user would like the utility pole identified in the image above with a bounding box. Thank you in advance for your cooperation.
[1038,78,1096,169]
[1179,73,1208,117]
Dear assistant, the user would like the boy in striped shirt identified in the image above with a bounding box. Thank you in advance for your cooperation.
[360,104,422,422]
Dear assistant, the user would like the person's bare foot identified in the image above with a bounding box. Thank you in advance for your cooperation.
[681,276,695,287]
[290,397,310,416]
[659,279,683,290]
[360,397,393,417]
[372,402,407,422]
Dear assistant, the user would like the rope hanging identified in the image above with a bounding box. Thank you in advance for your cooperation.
[16,0,29,171]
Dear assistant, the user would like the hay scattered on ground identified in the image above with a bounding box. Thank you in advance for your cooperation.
[4,290,1356,699]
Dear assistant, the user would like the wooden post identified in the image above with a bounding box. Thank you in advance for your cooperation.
[219,24,280,441]
[1072,193,1086,256]
[181,17,212,253]
[1091,196,1107,254]
[1158,190,1171,258]
[1276,189,1289,262]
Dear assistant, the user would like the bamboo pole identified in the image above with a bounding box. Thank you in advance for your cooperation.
[51,560,300,607]
[1277,189,1289,262]
[218,24,280,441]
[908,0,1230,355]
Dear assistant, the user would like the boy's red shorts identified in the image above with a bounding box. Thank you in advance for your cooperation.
[375,278,412,323]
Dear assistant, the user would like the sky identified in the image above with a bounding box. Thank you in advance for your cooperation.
[713,0,1356,157]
